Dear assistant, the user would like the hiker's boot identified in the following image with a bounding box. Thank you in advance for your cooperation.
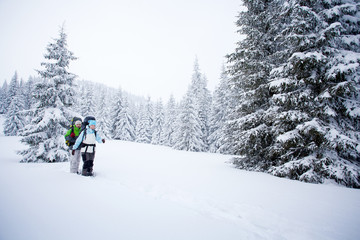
[82,169,88,176]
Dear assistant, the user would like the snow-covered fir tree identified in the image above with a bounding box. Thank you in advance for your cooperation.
[145,97,154,139]
[16,77,30,109]
[19,78,24,89]
[19,26,77,162]
[6,72,20,114]
[8,72,19,98]
[135,98,153,143]
[80,82,96,117]
[174,59,210,152]
[112,89,135,141]
[114,96,136,141]
[227,0,360,187]
[162,95,177,147]
[173,87,206,152]
[22,76,36,110]
[72,82,85,115]
[151,99,165,145]
[208,64,231,153]
[190,58,212,151]
[3,86,25,136]
[111,88,124,139]
[0,81,8,114]
[226,0,274,159]
[95,85,112,138]
[127,98,141,130]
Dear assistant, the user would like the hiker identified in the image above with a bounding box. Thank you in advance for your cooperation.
[64,119,82,173]
[72,119,105,176]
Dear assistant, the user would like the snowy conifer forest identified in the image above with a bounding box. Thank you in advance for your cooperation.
[1,0,359,188]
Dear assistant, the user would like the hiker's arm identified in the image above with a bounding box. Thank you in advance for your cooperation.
[72,130,84,149]
[64,128,72,138]
[95,133,103,143]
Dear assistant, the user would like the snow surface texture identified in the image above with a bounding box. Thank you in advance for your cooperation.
[0,117,359,240]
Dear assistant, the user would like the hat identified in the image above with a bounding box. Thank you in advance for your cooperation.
[88,120,96,126]
[75,120,82,125]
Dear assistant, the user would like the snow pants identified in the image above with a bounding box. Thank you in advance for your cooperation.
[69,149,81,173]
[81,152,95,176]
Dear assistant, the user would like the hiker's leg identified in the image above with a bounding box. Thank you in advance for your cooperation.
[82,153,94,175]
[81,153,89,175]
[87,152,95,174]
[74,150,81,173]
[69,150,78,173]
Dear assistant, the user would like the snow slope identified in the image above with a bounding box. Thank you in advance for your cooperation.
[0,116,359,240]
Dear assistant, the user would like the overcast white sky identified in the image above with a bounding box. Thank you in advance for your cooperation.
[0,0,242,100]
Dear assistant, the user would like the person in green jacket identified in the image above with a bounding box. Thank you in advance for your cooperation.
[64,120,82,174]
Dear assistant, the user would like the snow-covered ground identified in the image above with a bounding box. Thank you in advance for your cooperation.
[0,117,359,240]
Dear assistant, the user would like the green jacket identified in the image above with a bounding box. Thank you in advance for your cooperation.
[65,126,82,146]
[64,126,82,138]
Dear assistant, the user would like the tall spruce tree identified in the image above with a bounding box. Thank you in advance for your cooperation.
[0,81,8,114]
[3,87,25,136]
[135,101,153,144]
[263,0,360,186]
[173,59,211,152]
[23,76,35,110]
[190,58,212,151]
[227,0,360,187]
[6,72,20,114]
[226,0,275,158]
[112,88,124,139]
[162,95,177,147]
[151,99,165,145]
[112,89,136,141]
[173,88,205,151]
[81,83,96,117]
[208,65,231,153]
[134,98,153,143]
[119,97,136,141]
[19,26,77,162]
[96,86,112,138]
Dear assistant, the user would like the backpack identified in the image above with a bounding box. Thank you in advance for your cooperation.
[65,117,82,146]
[81,116,96,132]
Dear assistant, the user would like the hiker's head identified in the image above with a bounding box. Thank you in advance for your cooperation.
[88,120,96,129]
[75,120,82,128]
